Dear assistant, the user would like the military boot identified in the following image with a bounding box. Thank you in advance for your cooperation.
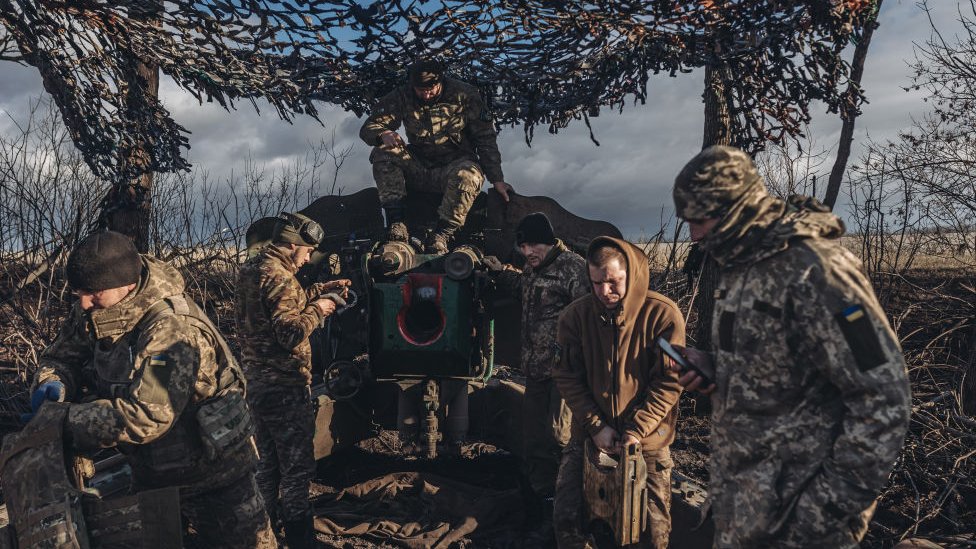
[425,220,457,255]
[383,203,409,243]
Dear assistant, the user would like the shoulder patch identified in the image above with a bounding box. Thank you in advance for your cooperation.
[149,354,170,367]
[834,304,887,371]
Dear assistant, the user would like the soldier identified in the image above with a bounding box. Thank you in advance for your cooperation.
[552,237,685,549]
[235,212,350,549]
[29,231,276,548]
[670,145,912,548]
[359,58,512,254]
[484,212,589,540]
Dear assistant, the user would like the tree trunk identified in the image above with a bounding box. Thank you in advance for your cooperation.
[702,64,732,149]
[691,64,731,352]
[104,0,161,252]
[683,63,733,415]
[823,0,882,209]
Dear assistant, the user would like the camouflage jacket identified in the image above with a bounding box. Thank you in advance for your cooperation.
[359,77,505,182]
[496,241,589,381]
[35,256,255,493]
[235,245,325,387]
[704,207,911,547]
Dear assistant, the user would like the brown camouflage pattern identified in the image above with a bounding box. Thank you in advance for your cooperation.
[183,473,278,549]
[553,438,673,549]
[235,245,325,387]
[360,77,504,183]
[247,382,315,523]
[673,149,912,548]
[495,240,590,381]
[34,256,268,544]
[369,147,484,229]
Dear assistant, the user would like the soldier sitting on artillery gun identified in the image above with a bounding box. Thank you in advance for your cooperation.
[27,231,277,548]
[359,58,512,254]
[552,237,685,549]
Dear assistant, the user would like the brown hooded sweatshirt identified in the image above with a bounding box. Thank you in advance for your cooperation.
[553,236,685,450]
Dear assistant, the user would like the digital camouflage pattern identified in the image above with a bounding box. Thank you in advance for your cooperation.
[553,440,673,549]
[493,240,587,497]
[673,146,912,548]
[235,244,326,387]
[34,256,270,546]
[521,378,572,499]
[246,382,316,523]
[495,240,590,381]
[360,77,503,228]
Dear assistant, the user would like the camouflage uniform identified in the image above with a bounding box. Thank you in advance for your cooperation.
[35,256,276,549]
[553,237,686,549]
[359,76,504,230]
[235,244,325,525]
[673,146,912,549]
[495,240,589,499]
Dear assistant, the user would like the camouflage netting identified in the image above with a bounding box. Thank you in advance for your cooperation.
[1,0,877,183]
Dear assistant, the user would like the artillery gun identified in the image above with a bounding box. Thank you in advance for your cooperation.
[246,187,620,460]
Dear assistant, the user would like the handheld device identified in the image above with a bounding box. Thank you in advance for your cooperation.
[656,337,715,387]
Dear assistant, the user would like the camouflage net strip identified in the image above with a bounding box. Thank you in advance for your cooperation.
[1,0,876,182]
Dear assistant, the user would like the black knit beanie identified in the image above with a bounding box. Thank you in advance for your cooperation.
[516,212,556,246]
[66,231,142,291]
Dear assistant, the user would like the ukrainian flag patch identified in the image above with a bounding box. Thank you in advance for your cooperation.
[149,354,169,367]
[842,304,865,322]
[834,304,886,371]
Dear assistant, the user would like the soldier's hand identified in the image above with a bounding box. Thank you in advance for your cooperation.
[313,297,337,317]
[482,256,505,273]
[313,279,352,299]
[380,131,405,149]
[670,344,716,395]
[617,434,641,454]
[21,381,65,424]
[591,425,619,454]
[492,181,513,202]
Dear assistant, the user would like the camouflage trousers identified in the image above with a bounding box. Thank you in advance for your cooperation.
[247,382,316,523]
[369,146,484,229]
[182,472,279,548]
[553,439,673,549]
[522,377,572,499]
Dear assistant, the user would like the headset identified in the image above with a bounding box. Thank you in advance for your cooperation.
[277,212,325,246]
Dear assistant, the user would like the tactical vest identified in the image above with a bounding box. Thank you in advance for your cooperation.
[120,295,256,485]
[0,403,183,548]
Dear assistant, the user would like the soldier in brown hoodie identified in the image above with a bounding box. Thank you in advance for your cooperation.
[552,236,685,549]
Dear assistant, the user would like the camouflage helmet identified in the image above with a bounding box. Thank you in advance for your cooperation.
[673,145,764,221]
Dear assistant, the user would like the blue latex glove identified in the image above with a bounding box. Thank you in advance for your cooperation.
[20,381,65,424]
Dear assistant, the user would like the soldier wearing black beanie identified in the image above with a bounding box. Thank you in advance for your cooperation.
[66,231,142,291]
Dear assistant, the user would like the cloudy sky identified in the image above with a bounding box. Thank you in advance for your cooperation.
[0,1,961,238]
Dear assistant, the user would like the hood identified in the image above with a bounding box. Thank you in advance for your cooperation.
[88,256,185,341]
[702,191,846,268]
[586,236,650,325]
